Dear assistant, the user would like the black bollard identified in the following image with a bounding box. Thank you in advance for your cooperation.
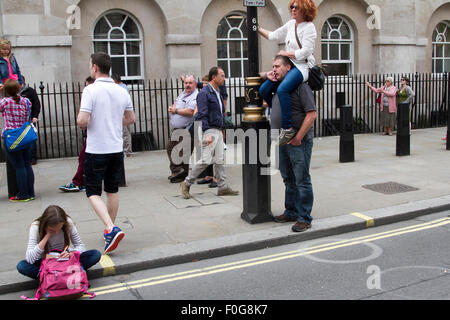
[396,102,410,156]
[337,104,354,163]
[241,118,272,224]
[447,72,450,151]
[447,107,450,150]
[240,76,272,224]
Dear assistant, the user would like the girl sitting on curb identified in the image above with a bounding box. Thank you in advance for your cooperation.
[17,205,101,280]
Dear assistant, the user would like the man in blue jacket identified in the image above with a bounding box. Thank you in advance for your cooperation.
[181,66,239,199]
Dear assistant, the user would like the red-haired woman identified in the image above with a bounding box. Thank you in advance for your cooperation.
[258,0,317,145]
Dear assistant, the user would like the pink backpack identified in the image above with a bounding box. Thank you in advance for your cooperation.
[21,251,95,300]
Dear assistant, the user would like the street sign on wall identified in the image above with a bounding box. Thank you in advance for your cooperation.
[243,0,266,7]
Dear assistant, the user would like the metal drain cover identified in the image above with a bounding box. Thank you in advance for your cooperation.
[362,181,419,194]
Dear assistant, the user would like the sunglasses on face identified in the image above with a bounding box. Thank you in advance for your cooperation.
[290,5,299,10]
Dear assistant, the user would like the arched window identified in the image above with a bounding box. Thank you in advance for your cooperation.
[92,11,143,81]
[432,21,450,74]
[217,13,248,78]
[321,16,353,76]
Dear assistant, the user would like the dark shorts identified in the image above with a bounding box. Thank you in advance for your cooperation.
[84,152,124,197]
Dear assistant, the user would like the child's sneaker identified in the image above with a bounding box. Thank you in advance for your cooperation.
[59,182,82,192]
[277,128,297,146]
[104,226,125,254]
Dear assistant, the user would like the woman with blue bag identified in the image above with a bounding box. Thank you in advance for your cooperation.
[0,79,35,202]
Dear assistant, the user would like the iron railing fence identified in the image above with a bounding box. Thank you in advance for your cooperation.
[8,72,448,160]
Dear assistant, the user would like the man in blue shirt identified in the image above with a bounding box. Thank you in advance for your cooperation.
[181,67,239,199]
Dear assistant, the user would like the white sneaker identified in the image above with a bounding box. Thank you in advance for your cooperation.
[224,143,228,150]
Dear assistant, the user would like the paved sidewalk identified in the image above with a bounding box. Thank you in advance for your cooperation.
[0,127,449,294]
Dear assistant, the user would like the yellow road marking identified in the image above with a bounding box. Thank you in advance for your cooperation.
[99,255,115,277]
[351,212,375,227]
[89,217,450,296]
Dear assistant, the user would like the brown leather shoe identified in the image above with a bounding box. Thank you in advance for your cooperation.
[291,221,312,232]
[273,214,297,223]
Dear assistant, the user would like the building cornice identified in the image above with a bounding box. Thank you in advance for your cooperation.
[165,34,202,45]
[373,36,429,46]
[7,35,72,47]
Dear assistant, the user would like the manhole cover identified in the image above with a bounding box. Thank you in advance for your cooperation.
[362,182,419,195]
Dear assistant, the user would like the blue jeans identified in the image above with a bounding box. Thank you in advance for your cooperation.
[259,67,304,129]
[4,140,35,199]
[278,139,314,224]
[17,250,102,280]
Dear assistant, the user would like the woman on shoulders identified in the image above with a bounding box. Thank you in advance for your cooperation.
[258,0,317,146]
[17,205,101,280]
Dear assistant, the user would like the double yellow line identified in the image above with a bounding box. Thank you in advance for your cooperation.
[88,217,450,297]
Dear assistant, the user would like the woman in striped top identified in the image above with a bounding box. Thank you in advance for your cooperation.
[17,205,101,280]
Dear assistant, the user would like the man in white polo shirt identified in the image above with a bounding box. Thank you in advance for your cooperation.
[77,52,135,254]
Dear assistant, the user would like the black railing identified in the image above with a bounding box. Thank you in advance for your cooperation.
[20,72,450,160]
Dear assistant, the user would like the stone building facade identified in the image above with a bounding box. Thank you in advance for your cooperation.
[0,0,449,85]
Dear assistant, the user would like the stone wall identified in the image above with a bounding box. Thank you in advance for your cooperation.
[0,0,449,84]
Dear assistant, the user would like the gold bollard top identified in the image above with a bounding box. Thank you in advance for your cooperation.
[243,76,267,122]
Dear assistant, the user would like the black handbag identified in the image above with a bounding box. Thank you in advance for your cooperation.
[308,65,327,91]
[294,24,327,91]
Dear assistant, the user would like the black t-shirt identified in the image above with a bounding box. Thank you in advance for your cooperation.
[270,83,316,140]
